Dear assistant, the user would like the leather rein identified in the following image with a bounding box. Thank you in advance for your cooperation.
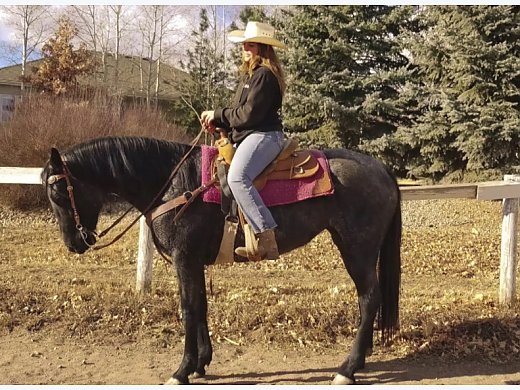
[47,129,216,253]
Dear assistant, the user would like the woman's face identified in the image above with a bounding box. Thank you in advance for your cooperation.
[242,42,259,62]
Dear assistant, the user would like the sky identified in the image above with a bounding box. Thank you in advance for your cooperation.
[0,9,11,40]
[0,11,12,67]
[0,4,243,68]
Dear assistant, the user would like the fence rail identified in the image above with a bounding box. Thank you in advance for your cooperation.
[1,167,518,305]
[0,167,42,184]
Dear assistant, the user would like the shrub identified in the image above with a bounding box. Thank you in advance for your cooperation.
[0,89,192,209]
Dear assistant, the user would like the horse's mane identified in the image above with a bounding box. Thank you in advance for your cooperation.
[55,136,200,190]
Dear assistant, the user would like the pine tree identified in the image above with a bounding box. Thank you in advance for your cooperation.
[25,16,95,95]
[172,8,230,134]
[277,5,413,150]
[395,6,520,181]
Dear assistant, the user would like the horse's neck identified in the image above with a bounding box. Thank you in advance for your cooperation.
[73,141,197,212]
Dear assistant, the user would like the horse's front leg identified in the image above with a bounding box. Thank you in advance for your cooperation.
[193,288,212,378]
[165,259,206,385]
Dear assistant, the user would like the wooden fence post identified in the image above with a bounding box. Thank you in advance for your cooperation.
[136,216,154,295]
[499,174,520,306]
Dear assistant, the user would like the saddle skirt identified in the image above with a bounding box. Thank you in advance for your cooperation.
[201,145,334,207]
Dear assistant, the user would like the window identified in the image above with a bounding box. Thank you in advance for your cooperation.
[0,94,16,122]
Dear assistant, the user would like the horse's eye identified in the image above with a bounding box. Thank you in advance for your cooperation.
[50,186,69,206]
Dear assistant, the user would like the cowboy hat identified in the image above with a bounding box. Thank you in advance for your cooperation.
[228,21,286,49]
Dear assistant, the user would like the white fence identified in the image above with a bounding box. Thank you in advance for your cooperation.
[1,167,519,305]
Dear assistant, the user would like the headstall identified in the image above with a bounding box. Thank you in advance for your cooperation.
[47,157,97,248]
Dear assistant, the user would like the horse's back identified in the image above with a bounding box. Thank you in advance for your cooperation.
[322,147,400,230]
[324,148,396,189]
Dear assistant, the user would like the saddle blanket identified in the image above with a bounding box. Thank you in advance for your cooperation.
[201,145,334,207]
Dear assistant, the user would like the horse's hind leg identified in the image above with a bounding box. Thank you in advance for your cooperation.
[328,229,381,384]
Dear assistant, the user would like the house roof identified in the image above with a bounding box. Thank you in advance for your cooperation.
[0,51,188,101]
[0,63,25,87]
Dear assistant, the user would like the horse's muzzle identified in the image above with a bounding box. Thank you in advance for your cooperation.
[68,245,85,254]
[66,231,96,254]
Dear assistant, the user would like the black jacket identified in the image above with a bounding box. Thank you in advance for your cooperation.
[214,66,283,144]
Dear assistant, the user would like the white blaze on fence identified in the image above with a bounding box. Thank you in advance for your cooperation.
[1,166,519,304]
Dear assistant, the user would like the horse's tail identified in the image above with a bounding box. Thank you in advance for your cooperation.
[378,172,402,345]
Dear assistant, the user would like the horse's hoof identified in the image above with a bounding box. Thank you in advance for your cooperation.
[164,377,183,385]
[332,374,355,385]
[191,371,204,379]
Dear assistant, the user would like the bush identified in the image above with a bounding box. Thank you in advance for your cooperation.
[0,89,192,209]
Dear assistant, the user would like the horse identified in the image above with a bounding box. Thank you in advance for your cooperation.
[42,135,401,385]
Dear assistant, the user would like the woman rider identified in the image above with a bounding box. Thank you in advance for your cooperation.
[201,21,286,261]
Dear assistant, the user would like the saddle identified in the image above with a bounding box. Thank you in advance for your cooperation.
[210,137,325,265]
[212,137,320,191]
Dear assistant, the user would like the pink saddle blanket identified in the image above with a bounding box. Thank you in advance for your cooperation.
[201,145,334,207]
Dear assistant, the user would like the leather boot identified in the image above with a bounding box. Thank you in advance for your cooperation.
[235,223,260,261]
[235,228,279,261]
[257,229,279,260]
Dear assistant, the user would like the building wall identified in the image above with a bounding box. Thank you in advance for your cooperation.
[0,84,23,96]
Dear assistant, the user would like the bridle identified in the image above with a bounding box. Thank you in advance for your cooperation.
[47,156,98,248]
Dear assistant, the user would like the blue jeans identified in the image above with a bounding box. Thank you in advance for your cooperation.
[228,131,285,234]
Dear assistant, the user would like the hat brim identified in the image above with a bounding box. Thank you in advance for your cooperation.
[228,29,286,49]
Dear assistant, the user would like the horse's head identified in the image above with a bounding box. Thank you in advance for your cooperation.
[43,147,103,254]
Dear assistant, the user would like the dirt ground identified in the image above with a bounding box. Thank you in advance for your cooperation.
[2,329,520,385]
[1,198,520,385]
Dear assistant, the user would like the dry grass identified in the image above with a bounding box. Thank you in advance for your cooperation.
[1,199,519,364]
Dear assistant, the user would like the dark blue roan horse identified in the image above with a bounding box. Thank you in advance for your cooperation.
[42,136,401,385]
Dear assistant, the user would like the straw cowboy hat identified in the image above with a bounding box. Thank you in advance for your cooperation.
[228,21,286,49]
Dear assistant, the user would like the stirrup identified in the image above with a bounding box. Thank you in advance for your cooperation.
[234,223,261,261]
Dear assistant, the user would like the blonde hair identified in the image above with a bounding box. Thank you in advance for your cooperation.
[239,43,286,96]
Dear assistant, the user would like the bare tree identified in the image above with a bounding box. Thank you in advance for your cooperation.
[67,5,130,91]
[137,5,159,105]
[110,5,124,88]
[69,6,98,53]
[135,5,187,106]
[0,5,52,90]
[69,6,107,83]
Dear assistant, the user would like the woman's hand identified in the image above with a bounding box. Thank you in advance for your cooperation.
[201,110,216,133]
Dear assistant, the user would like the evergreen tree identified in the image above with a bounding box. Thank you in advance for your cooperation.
[278,5,413,151]
[173,8,230,134]
[25,16,95,95]
[395,6,520,181]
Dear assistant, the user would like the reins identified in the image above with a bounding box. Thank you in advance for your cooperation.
[93,128,206,251]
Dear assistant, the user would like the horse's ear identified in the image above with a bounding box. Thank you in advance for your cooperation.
[50,147,63,169]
